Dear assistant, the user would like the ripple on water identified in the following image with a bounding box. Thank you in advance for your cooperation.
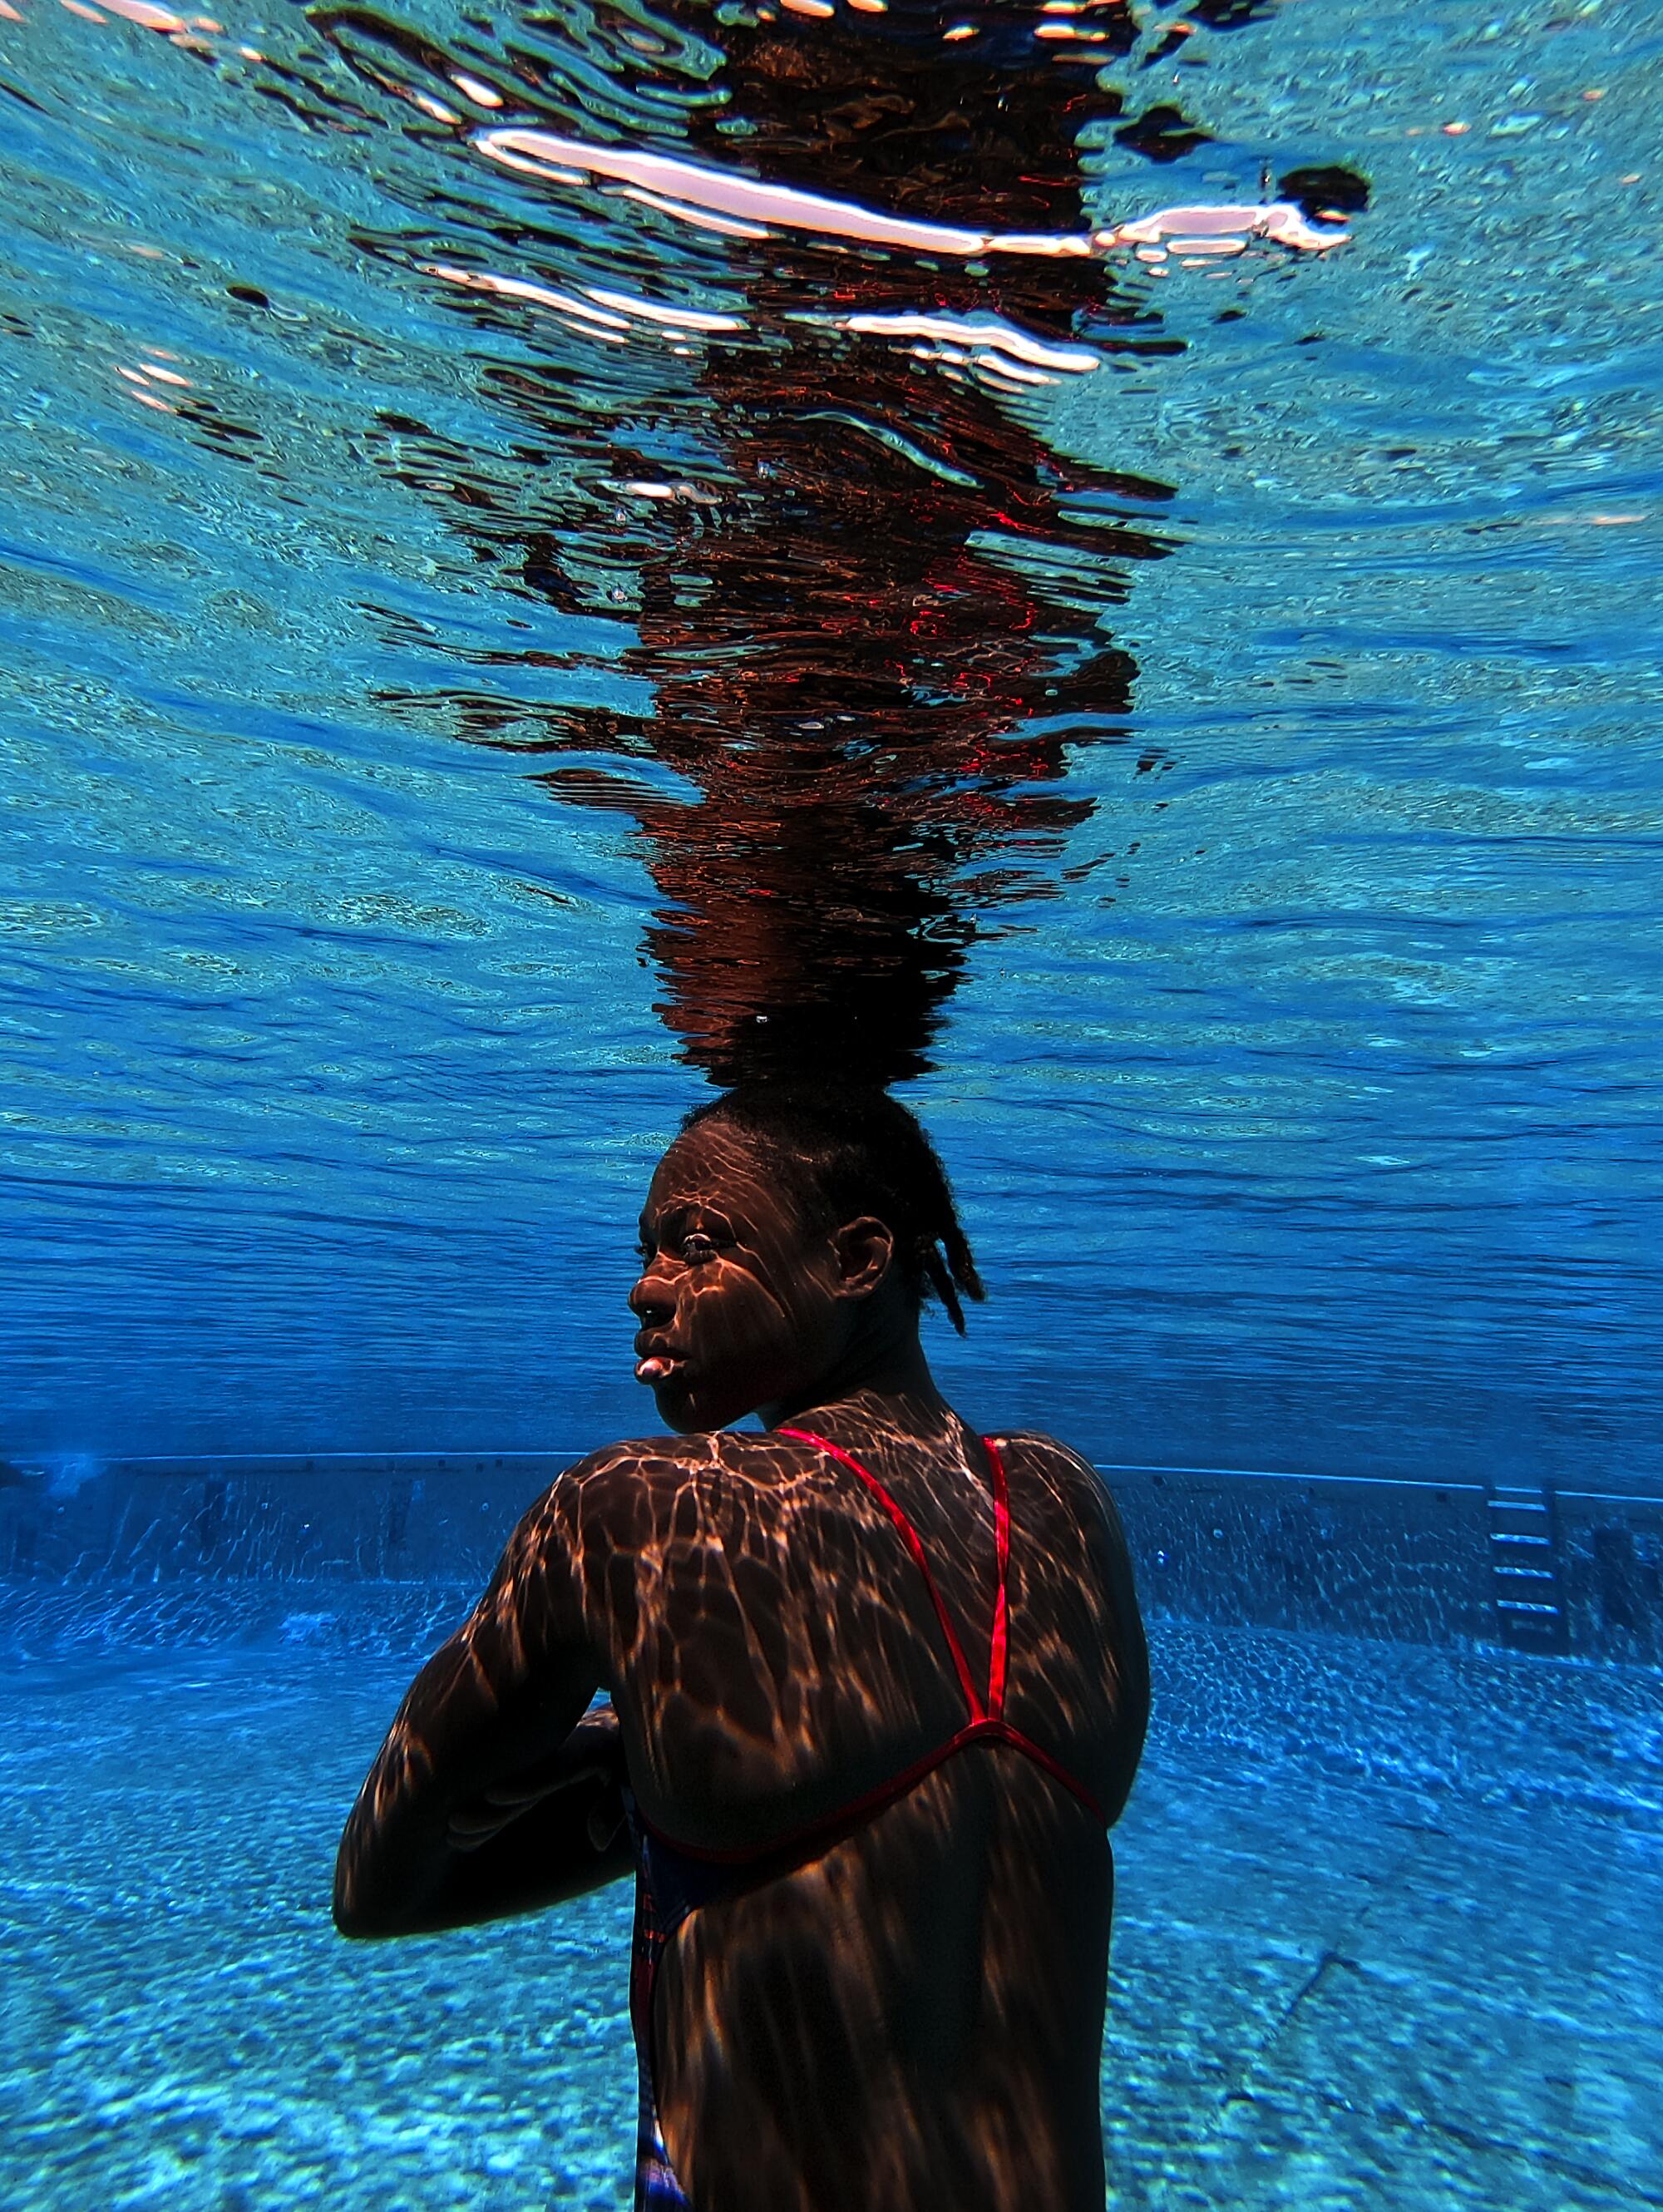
[0,0,1658,1488]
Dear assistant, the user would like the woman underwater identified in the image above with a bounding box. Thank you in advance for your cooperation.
[334,1084,1149,2211]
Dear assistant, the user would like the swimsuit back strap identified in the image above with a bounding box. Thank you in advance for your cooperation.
[644,1428,1106,1868]
[643,1714,1106,1869]
[984,1434,1010,1721]
[778,1424,988,1721]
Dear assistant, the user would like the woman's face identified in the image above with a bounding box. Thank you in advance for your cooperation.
[628,1119,864,1433]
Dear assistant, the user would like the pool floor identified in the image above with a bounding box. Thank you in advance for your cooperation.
[3,1618,1660,2210]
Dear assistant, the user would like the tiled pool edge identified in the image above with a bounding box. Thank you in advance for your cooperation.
[2,1455,1658,1666]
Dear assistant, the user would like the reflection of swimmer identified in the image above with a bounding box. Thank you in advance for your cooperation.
[335,1085,1148,2211]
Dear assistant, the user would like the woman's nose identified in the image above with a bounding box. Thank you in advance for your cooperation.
[629,1271,672,1322]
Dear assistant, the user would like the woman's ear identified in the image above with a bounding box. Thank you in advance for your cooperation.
[830,1215,894,1299]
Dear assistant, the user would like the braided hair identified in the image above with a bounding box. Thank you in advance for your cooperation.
[683,1084,985,1333]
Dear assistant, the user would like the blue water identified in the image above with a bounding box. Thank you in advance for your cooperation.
[2,10,1663,2202]
[2,0,1659,1484]
[1,1621,1658,2210]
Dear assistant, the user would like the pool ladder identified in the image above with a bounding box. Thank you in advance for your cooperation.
[1485,1484,1569,1656]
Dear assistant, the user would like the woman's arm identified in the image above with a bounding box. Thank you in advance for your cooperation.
[333,1474,624,1938]
[358,1707,634,1935]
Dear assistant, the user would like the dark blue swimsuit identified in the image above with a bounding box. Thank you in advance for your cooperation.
[621,1428,1106,2211]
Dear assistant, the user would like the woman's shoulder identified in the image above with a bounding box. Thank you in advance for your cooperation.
[559,1428,816,1480]
[986,1427,1104,1493]
[539,1428,812,1523]
[987,1430,1138,1548]
[992,1433,1148,1716]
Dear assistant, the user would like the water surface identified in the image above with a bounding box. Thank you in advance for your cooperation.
[1,0,1660,1483]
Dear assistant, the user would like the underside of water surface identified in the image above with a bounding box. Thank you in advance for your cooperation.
[2,0,1662,2206]
[1,0,1658,1479]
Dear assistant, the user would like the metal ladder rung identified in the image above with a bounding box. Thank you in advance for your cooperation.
[1485,1484,1567,1650]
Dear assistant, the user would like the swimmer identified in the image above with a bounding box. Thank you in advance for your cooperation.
[334,1084,1148,2212]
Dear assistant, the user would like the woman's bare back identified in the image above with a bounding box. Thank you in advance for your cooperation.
[557,1421,1147,2212]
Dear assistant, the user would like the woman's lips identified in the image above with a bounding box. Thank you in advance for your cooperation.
[635,1353,682,1385]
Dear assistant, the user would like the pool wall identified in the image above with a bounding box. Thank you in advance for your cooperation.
[2,1456,1658,1667]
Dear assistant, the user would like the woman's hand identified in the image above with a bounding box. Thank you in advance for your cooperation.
[447,1706,626,1855]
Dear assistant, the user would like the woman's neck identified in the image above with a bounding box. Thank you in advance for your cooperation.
[760,1311,954,1443]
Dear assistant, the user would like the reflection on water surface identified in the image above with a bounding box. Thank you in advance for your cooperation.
[309,0,1351,1084]
[0,0,1659,1481]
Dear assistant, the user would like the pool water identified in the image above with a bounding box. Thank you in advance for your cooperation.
[2,0,1659,1477]
[4,1617,1660,2210]
[2,0,1661,2204]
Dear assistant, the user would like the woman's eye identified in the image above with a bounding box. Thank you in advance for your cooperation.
[638,1227,720,1266]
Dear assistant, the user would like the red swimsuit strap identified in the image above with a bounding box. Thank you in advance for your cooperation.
[986,1433,1011,1719]
[652,1714,1103,1868]
[778,1424,992,1720]
[776,1426,1103,1829]
[638,1428,1107,1869]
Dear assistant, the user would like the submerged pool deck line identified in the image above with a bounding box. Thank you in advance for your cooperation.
[2,1464,1661,2210]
